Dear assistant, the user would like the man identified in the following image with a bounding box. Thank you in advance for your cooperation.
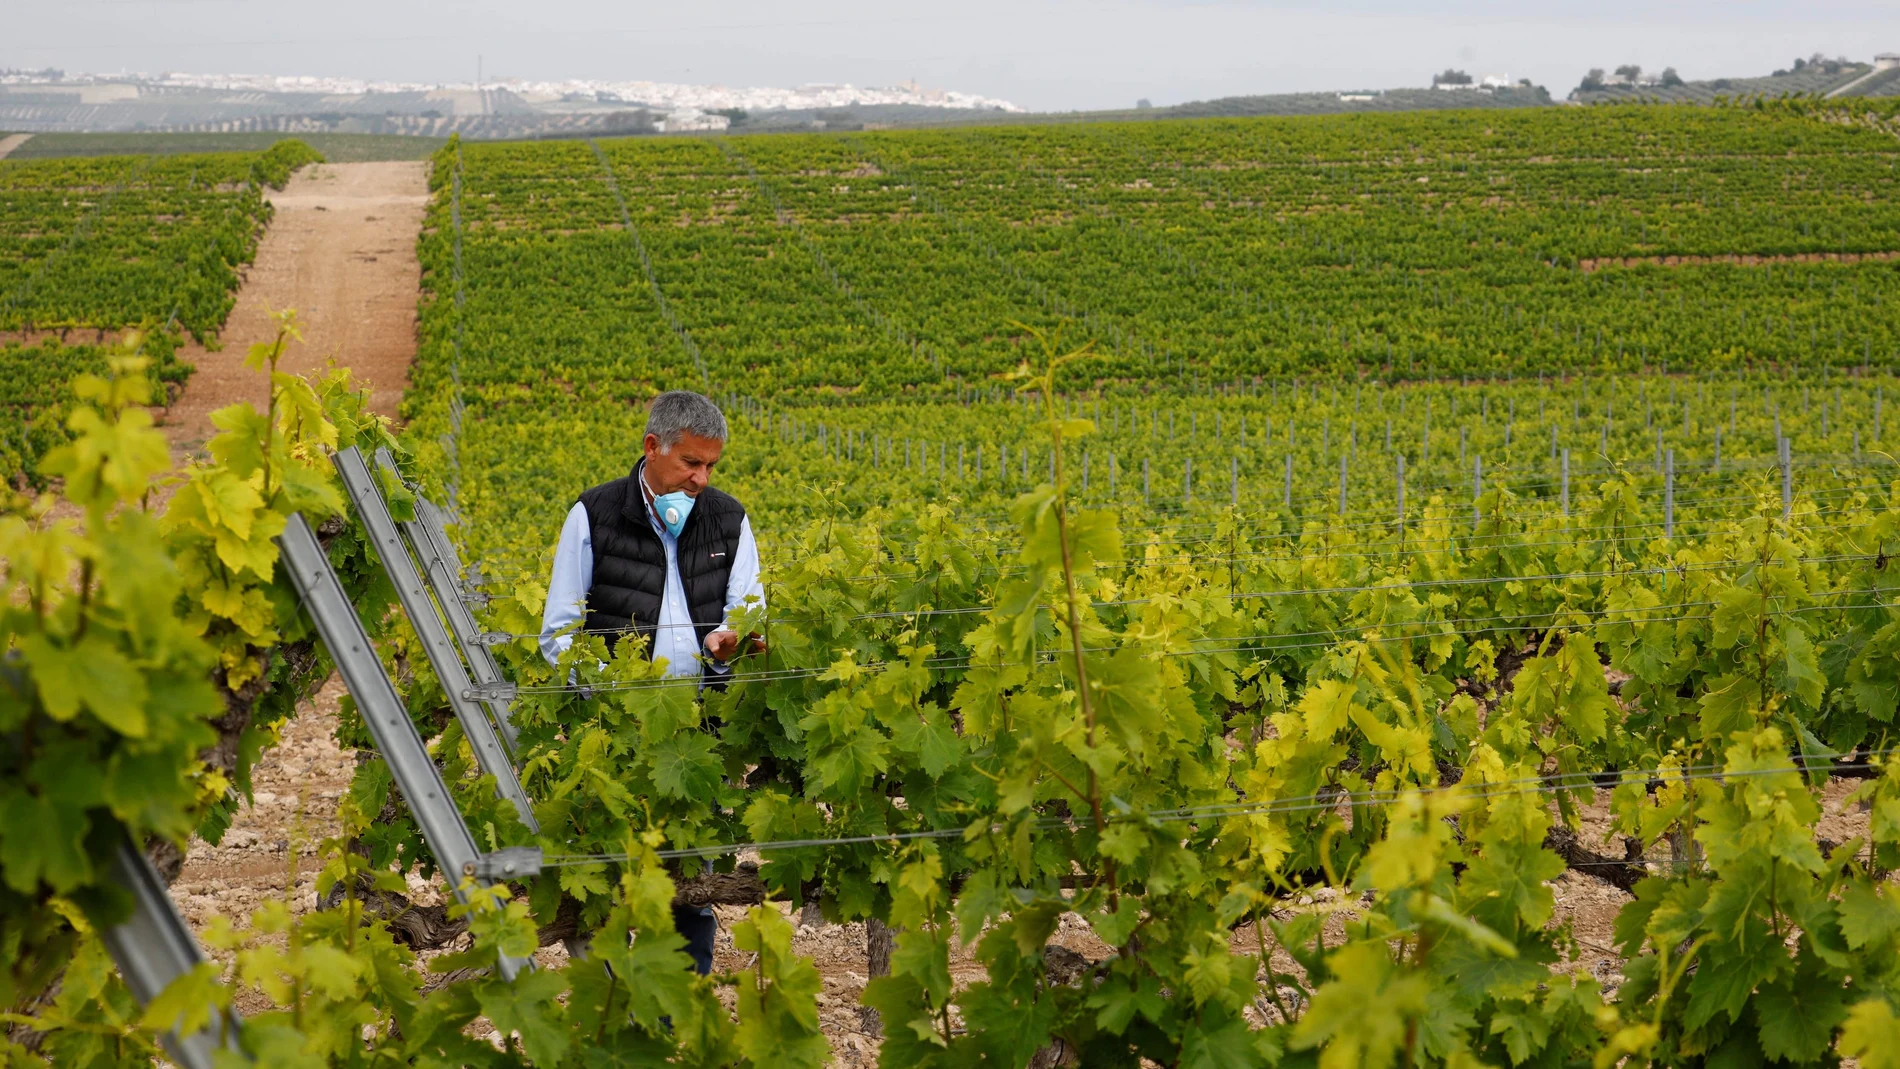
[539,389,763,975]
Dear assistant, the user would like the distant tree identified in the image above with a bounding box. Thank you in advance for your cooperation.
[1433,68,1472,86]
[1660,67,1684,87]
[1136,98,1153,109]
[1579,68,1607,91]
[1783,54,1850,77]
[1514,79,1553,103]
[712,107,747,125]
[1614,63,1643,84]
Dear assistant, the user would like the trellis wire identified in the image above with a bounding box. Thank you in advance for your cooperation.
[537,752,1897,867]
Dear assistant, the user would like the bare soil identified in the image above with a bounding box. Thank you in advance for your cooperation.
[172,681,357,1015]
[160,160,427,457]
[1577,249,1900,273]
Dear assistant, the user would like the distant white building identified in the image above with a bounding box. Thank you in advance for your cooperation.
[658,109,730,133]
[1877,53,1900,71]
[1480,73,1511,88]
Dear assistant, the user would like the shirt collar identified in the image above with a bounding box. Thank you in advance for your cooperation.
[635,462,668,534]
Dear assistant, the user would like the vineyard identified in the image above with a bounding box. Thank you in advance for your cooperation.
[409,100,1900,407]
[12,101,1900,1068]
[0,139,320,482]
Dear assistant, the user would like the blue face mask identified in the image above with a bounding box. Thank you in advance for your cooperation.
[653,490,695,537]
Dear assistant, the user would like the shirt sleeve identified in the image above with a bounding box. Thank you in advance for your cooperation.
[702,515,763,677]
[722,515,765,627]
[540,502,593,668]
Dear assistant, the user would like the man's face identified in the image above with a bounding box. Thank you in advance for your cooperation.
[643,431,724,496]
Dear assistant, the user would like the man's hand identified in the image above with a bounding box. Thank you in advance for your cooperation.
[704,629,766,664]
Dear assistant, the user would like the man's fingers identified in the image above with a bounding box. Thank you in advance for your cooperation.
[705,629,742,661]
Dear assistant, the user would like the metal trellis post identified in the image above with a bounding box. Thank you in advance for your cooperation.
[1664,449,1675,539]
[1472,457,1483,526]
[1396,454,1406,538]
[374,450,519,752]
[1561,449,1570,518]
[276,513,536,981]
[100,836,246,1069]
[1781,438,1793,520]
[333,448,537,831]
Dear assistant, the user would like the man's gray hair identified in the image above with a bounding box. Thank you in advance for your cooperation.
[645,390,728,451]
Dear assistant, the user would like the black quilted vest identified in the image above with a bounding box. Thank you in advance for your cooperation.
[576,461,747,661]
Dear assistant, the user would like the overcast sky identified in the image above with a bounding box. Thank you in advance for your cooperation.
[10,0,1896,112]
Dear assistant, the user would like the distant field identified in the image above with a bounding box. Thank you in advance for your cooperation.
[2,130,445,162]
[0,139,321,481]
[407,98,1900,549]
[414,101,1900,405]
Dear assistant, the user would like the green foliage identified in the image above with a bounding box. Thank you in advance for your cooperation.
[0,352,223,1008]
[0,323,399,1046]
[0,146,315,338]
[22,103,1900,1067]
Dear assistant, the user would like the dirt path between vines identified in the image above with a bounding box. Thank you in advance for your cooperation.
[160,160,426,456]
[1577,249,1900,273]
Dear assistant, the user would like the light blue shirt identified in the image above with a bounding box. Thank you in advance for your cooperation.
[540,479,763,678]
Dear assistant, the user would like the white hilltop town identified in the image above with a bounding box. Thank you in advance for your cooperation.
[0,68,1023,134]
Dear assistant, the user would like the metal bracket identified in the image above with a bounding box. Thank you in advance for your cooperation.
[466,846,544,882]
[463,681,518,703]
[100,836,246,1069]
[277,512,534,982]
[334,447,537,831]
[474,631,515,647]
